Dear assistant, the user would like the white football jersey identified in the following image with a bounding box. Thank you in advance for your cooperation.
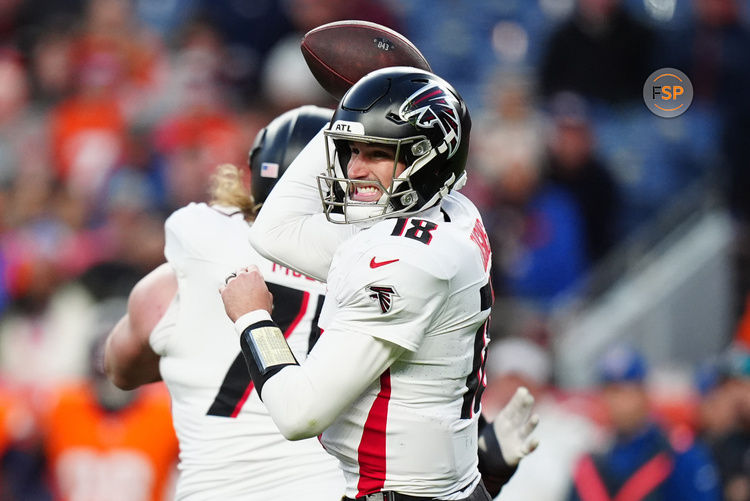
[317,193,493,498]
[151,203,343,500]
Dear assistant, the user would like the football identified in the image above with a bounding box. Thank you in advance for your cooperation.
[300,20,432,100]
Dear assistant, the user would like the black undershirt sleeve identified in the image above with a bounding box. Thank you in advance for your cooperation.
[477,414,519,497]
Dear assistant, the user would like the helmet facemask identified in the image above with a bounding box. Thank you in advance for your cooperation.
[317,130,429,224]
[316,67,471,224]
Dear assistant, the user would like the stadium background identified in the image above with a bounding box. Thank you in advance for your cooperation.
[0,0,748,499]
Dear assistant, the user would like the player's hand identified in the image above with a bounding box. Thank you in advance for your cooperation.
[493,386,540,466]
[220,266,273,322]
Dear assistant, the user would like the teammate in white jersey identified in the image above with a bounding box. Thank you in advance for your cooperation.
[104,106,346,500]
[221,68,538,500]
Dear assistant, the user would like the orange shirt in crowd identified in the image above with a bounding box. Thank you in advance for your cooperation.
[0,384,35,454]
[49,94,126,187]
[42,382,178,501]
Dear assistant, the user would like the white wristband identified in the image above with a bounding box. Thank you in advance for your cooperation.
[234,310,273,336]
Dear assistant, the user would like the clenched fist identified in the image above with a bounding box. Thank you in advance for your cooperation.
[220,266,274,322]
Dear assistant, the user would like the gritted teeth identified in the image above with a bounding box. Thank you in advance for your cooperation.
[350,183,382,201]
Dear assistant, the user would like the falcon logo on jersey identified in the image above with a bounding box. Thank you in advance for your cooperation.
[368,285,399,313]
[398,83,461,159]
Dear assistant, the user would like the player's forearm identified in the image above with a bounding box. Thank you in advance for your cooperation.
[104,315,162,390]
[266,332,401,439]
[250,129,355,281]
[260,365,347,440]
[235,312,402,439]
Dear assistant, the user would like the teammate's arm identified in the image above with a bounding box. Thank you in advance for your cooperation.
[249,128,356,282]
[104,263,177,390]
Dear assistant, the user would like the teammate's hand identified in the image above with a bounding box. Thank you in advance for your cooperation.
[493,386,540,466]
[220,266,273,322]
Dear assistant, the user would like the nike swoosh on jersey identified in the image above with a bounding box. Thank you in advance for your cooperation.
[369,257,400,268]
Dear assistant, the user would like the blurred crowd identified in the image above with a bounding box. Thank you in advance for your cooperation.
[482,338,750,501]
[0,0,748,499]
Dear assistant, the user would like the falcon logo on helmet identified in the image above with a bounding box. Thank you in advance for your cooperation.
[318,67,471,224]
[367,285,398,313]
[398,83,461,159]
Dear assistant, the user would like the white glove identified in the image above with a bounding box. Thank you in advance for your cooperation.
[492,386,540,466]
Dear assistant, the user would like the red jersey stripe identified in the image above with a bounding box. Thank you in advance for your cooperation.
[356,370,392,496]
[285,291,310,337]
[229,381,255,418]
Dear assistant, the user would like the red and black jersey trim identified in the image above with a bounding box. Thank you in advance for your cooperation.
[307,294,325,353]
[206,282,322,417]
[206,354,255,418]
[461,318,490,419]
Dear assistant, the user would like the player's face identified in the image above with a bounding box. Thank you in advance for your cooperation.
[346,142,407,202]
[601,383,650,434]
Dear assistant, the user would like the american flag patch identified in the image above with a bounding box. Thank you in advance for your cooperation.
[260,162,279,178]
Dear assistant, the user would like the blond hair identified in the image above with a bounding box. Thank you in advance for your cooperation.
[208,164,256,220]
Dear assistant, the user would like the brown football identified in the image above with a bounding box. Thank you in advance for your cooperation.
[300,20,432,101]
